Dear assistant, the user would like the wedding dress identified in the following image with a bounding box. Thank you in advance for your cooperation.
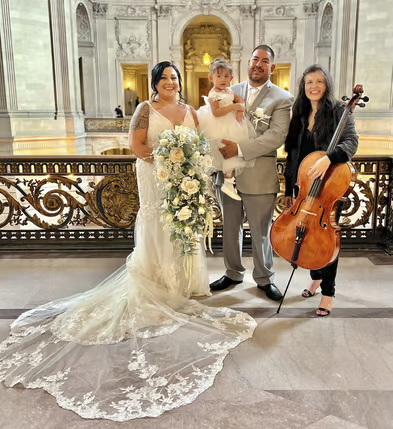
[0,101,257,421]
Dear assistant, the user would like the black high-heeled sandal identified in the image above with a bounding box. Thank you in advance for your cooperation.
[302,289,315,298]
[316,307,331,317]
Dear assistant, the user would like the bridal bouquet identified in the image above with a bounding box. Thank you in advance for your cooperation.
[153,125,214,258]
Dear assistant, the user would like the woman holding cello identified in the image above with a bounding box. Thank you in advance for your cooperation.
[283,64,359,317]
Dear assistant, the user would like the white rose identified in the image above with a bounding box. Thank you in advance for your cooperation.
[157,155,165,162]
[192,151,200,159]
[160,138,168,146]
[193,135,199,143]
[157,168,169,181]
[169,148,185,163]
[199,195,205,204]
[203,155,213,167]
[165,213,173,223]
[188,169,195,176]
[173,196,180,206]
[166,182,172,190]
[255,107,265,118]
[198,207,205,215]
[177,206,193,221]
[181,177,200,195]
[184,226,192,235]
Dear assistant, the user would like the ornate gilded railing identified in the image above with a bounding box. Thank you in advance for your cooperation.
[0,155,392,253]
[84,118,131,132]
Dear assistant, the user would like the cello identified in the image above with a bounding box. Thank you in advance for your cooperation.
[270,84,369,311]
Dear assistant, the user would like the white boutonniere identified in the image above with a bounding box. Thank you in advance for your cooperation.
[249,107,271,129]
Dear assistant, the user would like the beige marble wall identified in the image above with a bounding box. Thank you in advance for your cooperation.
[1,0,392,156]
[9,1,54,111]
[0,0,86,155]
[355,0,393,112]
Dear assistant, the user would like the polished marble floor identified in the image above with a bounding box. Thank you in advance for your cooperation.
[0,251,392,429]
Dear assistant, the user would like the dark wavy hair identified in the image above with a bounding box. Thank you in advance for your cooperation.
[292,64,337,143]
[151,61,185,102]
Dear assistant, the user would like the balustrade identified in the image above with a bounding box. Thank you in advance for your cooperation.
[0,155,392,253]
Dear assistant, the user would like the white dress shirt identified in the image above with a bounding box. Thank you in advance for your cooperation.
[246,82,266,109]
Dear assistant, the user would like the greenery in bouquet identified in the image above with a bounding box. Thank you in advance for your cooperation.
[153,125,214,258]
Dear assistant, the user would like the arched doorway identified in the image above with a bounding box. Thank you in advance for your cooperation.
[121,64,148,116]
[181,16,233,108]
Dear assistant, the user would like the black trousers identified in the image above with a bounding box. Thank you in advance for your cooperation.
[294,186,343,297]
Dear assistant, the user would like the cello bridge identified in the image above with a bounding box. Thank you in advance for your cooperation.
[300,209,316,216]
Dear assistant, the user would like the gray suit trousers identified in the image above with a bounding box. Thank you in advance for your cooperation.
[221,191,276,286]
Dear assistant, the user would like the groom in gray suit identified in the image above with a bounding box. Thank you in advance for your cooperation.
[210,45,293,301]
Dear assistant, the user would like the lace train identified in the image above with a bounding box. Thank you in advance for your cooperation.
[0,102,257,421]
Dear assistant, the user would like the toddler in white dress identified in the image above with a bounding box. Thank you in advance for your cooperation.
[197,58,256,200]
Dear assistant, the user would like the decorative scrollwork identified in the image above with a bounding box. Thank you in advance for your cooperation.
[0,173,139,230]
[208,195,223,227]
[85,118,131,132]
[0,156,392,252]
[340,177,375,229]
[88,174,139,228]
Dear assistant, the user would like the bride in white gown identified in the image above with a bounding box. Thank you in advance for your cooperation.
[0,62,256,421]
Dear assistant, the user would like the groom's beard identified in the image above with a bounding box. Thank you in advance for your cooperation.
[248,67,269,85]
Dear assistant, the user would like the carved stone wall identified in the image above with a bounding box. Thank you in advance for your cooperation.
[76,3,92,42]
[1,0,391,156]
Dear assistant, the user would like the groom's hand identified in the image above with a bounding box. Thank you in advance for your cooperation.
[219,139,238,159]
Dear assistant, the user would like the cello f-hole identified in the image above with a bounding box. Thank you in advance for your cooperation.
[290,199,305,217]
[318,205,327,228]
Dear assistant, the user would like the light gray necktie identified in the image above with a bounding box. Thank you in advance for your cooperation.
[247,87,259,109]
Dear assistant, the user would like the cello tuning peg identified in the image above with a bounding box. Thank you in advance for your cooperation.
[342,96,349,101]
[362,96,369,102]
[357,103,366,108]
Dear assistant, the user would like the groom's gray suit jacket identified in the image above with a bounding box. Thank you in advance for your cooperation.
[231,80,294,195]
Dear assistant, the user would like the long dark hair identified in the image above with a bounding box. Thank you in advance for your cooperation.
[151,61,185,102]
[292,64,338,145]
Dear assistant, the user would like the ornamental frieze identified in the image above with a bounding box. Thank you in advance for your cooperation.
[114,6,149,17]
[263,5,295,17]
[304,2,319,16]
[92,2,108,18]
[114,18,151,59]
[156,6,171,18]
[240,5,256,18]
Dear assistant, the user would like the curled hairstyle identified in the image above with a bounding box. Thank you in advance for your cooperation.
[209,58,232,76]
[292,64,337,142]
[151,61,185,102]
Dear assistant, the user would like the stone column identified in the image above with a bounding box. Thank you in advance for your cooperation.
[94,3,112,117]
[185,61,194,106]
[170,45,182,71]
[49,0,86,137]
[0,0,16,154]
[333,0,359,98]
[156,7,171,62]
[230,46,241,84]
[49,0,71,116]
[239,6,256,82]
[151,7,158,64]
